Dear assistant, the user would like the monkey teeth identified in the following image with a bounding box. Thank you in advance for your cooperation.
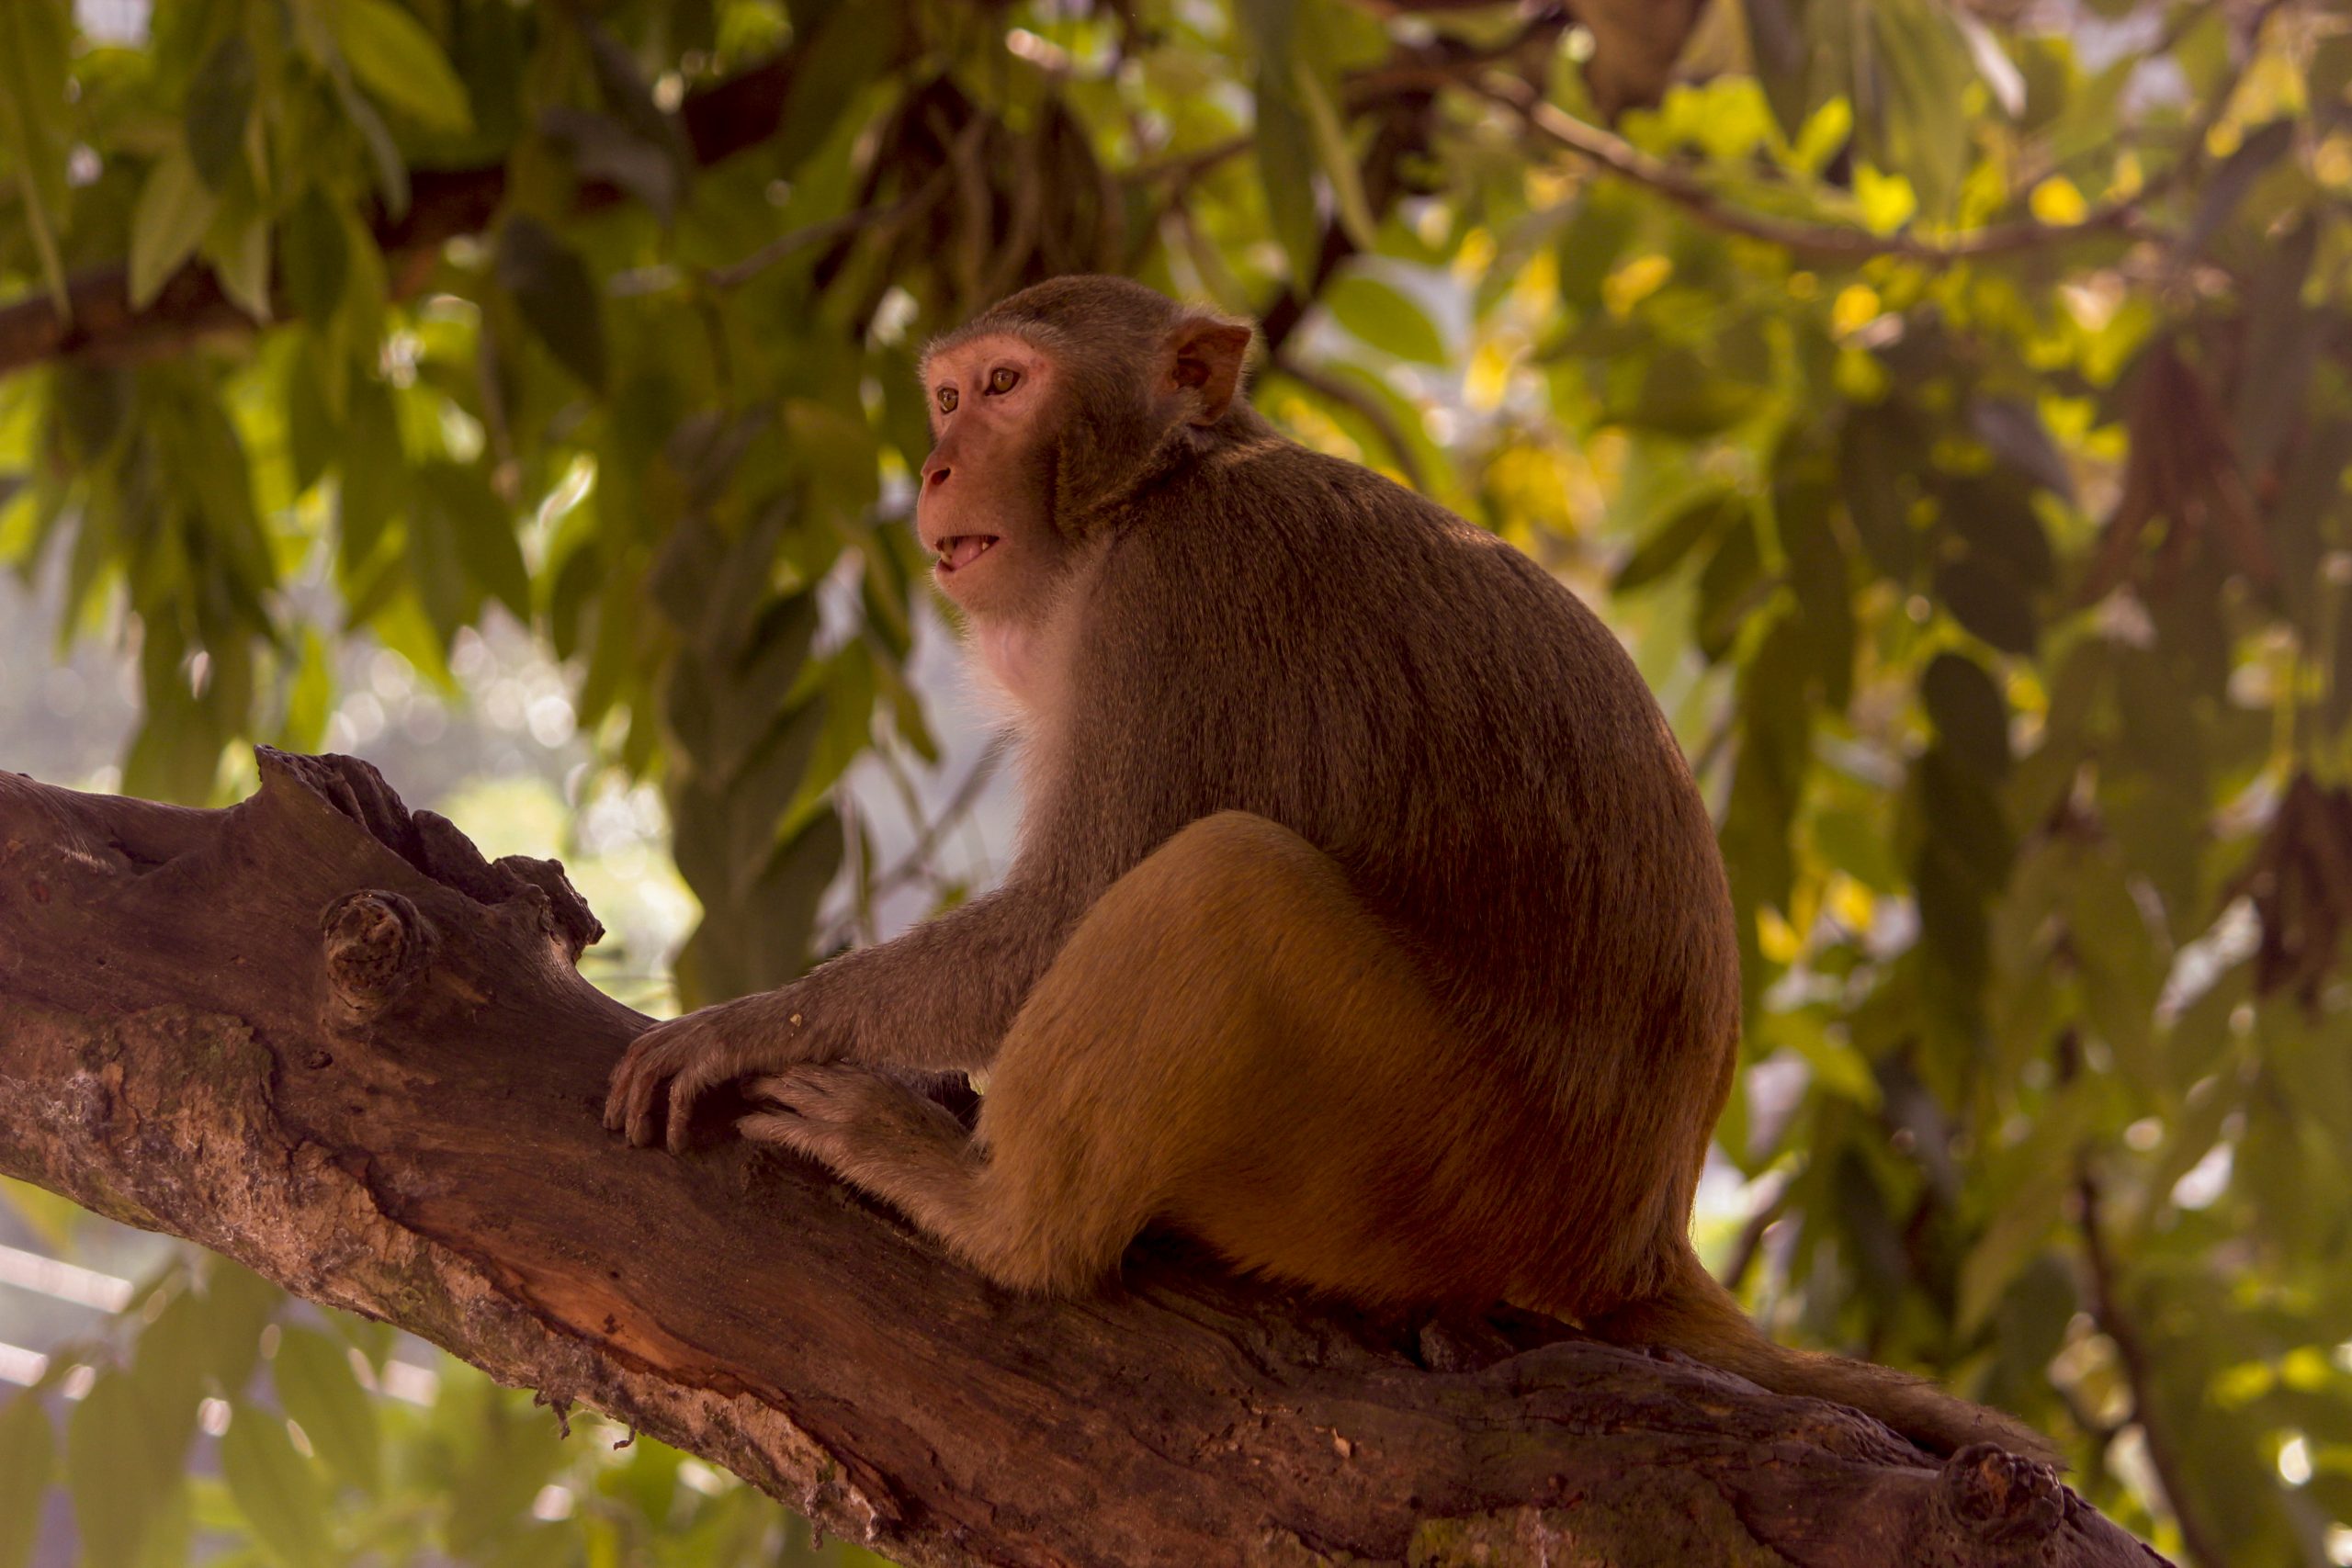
[936,536,1000,572]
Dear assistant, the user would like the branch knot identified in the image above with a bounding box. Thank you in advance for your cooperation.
[321,889,432,1018]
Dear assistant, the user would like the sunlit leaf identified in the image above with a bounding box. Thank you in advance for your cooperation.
[273,1327,380,1495]
[1323,272,1445,367]
[333,0,474,136]
[128,149,219,310]
[0,1393,53,1568]
[68,1371,156,1568]
[220,1401,334,1566]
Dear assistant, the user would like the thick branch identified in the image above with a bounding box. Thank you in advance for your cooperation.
[0,752,2165,1568]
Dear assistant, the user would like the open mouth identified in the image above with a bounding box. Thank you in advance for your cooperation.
[933,536,1000,573]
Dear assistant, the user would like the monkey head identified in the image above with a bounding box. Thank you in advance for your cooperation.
[916,276,1256,620]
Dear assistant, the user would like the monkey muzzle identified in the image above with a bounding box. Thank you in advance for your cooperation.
[934,536,1001,572]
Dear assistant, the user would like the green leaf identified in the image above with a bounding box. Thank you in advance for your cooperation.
[1254,79,1322,288]
[204,213,274,321]
[417,460,529,622]
[1554,186,1639,314]
[1838,405,1920,581]
[185,34,256,190]
[330,70,410,219]
[1933,557,2037,654]
[220,1401,333,1566]
[1615,491,1738,593]
[0,0,74,316]
[1921,651,2010,781]
[1958,1086,2095,1334]
[1294,63,1375,252]
[1861,0,1976,218]
[278,626,333,752]
[1743,0,1814,140]
[68,1371,156,1568]
[337,374,407,579]
[129,148,220,310]
[282,187,351,324]
[2070,852,2164,1076]
[129,1286,207,1489]
[1695,514,1764,660]
[272,1327,380,1495]
[496,216,608,392]
[198,1258,283,1397]
[441,1388,571,1558]
[1917,744,2015,891]
[1775,459,1855,708]
[0,1393,54,1568]
[1323,272,1445,367]
[775,646,876,844]
[2183,118,2294,262]
[1939,477,2053,589]
[769,2,893,175]
[333,0,473,135]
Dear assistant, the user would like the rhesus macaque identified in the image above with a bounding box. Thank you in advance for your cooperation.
[607,276,2051,1461]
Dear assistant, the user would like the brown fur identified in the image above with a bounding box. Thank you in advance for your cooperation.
[608,276,2055,1462]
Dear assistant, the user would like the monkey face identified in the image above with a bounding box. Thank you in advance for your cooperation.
[916,331,1064,619]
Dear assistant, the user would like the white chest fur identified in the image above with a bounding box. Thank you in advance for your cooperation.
[960,547,1102,740]
[971,618,1048,717]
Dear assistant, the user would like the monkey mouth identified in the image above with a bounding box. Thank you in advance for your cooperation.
[933,536,1000,573]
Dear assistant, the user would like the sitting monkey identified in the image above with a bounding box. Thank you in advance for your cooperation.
[607,275,2050,1461]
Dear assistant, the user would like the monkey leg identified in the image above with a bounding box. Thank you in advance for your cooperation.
[744,811,1542,1306]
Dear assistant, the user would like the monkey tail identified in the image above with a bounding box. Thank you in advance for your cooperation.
[1581,1244,2064,1466]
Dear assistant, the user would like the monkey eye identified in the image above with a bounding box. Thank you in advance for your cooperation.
[935,387,958,414]
[986,367,1021,395]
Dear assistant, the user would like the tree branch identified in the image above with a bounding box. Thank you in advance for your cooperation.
[0,751,2168,1568]
[1270,353,1429,493]
[2075,1162,2224,1568]
[0,53,800,379]
[1465,75,2158,265]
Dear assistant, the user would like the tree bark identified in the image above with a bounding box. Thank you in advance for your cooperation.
[0,752,2165,1568]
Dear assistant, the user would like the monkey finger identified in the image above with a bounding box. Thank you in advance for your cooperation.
[665,1059,726,1157]
[739,1111,835,1168]
[606,1028,675,1141]
[745,1066,842,1121]
[602,1048,650,1134]
[622,1042,686,1149]
[737,1111,803,1146]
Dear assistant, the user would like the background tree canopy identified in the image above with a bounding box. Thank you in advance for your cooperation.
[0,0,2347,1564]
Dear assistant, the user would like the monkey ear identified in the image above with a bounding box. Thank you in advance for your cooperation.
[1165,317,1255,425]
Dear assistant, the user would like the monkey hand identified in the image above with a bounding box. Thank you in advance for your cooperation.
[604,986,842,1156]
[739,1065,971,1196]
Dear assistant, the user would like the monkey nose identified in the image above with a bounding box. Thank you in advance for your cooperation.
[923,462,951,488]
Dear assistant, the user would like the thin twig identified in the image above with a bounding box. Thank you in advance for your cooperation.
[1720,1176,1793,1294]
[1271,353,1428,492]
[703,202,892,291]
[813,741,1005,953]
[2076,1159,2226,1568]
[1468,74,2156,265]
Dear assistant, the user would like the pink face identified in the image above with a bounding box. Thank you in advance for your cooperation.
[916,333,1058,616]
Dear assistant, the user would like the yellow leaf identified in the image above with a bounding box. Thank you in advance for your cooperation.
[2029,175,2088,225]
[1854,164,1917,232]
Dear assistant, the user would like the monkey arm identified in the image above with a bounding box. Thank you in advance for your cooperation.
[796,882,1078,1070]
[607,875,1091,1152]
